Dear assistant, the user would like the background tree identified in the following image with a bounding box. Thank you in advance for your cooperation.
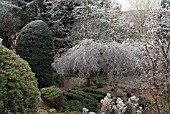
[70,0,138,43]
[0,0,46,49]
[129,0,159,36]
[161,0,170,8]
[43,0,82,52]
[43,0,138,55]
[0,0,21,49]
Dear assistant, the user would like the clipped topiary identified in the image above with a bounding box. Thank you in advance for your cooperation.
[0,45,39,114]
[40,86,63,110]
[16,20,54,87]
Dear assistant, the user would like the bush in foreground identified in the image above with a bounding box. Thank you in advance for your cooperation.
[0,45,39,114]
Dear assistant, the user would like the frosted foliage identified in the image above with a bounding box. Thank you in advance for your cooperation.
[0,1,21,36]
[142,7,170,90]
[0,1,15,17]
[0,0,22,11]
[44,0,110,35]
[0,0,41,29]
[45,0,136,42]
[70,0,137,42]
[100,94,143,114]
[44,0,83,37]
[53,39,141,78]
[121,39,143,58]
[112,98,127,114]
[140,6,170,113]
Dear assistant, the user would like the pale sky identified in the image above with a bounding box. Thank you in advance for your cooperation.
[116,0,131,11]
[116,0,161,11]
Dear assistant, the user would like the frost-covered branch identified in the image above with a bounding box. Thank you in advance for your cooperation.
[140,5,170,114]
[52,39,142,78]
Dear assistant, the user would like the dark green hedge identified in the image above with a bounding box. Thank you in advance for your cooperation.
[67,89,97,101]
[0,45,39,114]
[62,88,107,112]
[83,88,106,96]
[16,20,54,87]
[67,89,104,101]
[63,92,97,112]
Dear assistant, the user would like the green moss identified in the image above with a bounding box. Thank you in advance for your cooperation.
[0,45,39,114]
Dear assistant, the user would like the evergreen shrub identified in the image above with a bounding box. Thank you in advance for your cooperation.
[63,92,97,112]
[83,88,106,96]
[16,20,54,87]
[40,86,63,110]
[86,93,104,101]
[67,89,96,101]
[63,90,98,112]
[92,77,105,88]
[0,45,39,114]
[68,89,104,101]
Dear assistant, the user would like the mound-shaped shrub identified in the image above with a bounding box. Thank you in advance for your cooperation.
[52,39,141,77]
[40,86,63,110]
[16,20,54,87]
[0,45,39,114]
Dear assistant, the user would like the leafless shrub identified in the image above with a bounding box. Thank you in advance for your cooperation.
[140,6,170,114]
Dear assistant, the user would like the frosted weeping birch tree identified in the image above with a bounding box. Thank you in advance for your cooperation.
[52,39,142,86]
